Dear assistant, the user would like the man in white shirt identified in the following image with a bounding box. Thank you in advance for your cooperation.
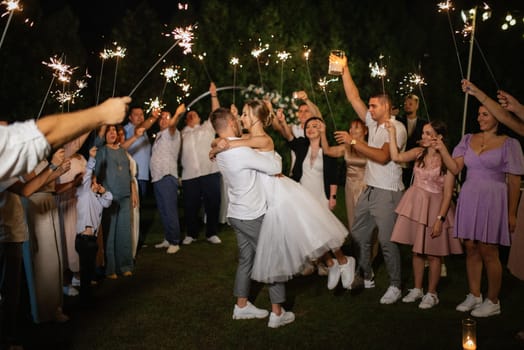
[210,107,294,328]
[331,53,407,305]
[180,83,222,245]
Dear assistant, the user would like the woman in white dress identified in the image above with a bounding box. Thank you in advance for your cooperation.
[211,100,355,289]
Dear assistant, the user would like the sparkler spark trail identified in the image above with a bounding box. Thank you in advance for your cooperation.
[251,42,269,87]
[317,76,338,130]
[111,44,126,97]
[438,1,465,78]
[196,52,212,81]
[369,56,387,94]
[276,51,291,96]
[0,0,22,51]
[144,97,166,114]
[230,57,239,105]
[129,24,196,96]
[302,46,316,103]
[159,65,181,98]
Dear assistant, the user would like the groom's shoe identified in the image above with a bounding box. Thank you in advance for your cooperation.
[232,301,269,320]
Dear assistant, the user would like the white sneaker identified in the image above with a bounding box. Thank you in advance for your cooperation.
[166,244,180,254]
[63,285,79,297]
[440,263,447,277]
[232,301,269,320]
[182,236,195,245]
[364,270,375,288]
[419,293,439,309]
[155,240,170,249]
[267,308,295,328]
[456,293,483,312]
[470,299,501,317]
[327,260,341,290]
[340,257,356,289]
[71,276,81,287]
[380,286,402,304]
[207,235,222,244]
[402,288,424,303]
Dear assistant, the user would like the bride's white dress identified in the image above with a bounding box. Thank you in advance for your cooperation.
[251,151,348,283]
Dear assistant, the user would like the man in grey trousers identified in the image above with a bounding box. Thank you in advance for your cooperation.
[210,107,295,328]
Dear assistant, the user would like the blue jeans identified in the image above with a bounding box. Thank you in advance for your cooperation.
[153,175,181,245]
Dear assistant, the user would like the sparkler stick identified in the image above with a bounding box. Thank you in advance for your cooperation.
[412,73,430,122]
[318,77,337,130]
[276,51,291,96]
[303,47,317,104]
[438,1,465,78]
[111,45,126,97]
[251,43,268,88]
[96,49,110,105]
[461,7,477,137]
[37,76,54,119]
[230,57,239,105]
[473,38,500,91]
[196,52,212,82]
[0,0,21,51]
[129,25,195,97]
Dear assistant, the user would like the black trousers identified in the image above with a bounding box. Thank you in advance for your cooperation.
[75,235,98,302]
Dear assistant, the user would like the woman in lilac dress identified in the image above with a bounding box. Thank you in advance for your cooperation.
[449,105,523,318]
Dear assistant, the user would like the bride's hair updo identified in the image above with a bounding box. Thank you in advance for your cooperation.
[245,99,273,128]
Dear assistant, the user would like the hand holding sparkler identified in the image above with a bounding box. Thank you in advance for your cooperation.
[497,90,524,118]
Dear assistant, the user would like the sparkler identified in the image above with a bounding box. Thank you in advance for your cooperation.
[276,50,291,96]
[438,1,465,78]
[0,0,22,52]
[369,55,387,95]
[159,65,181,98]
[110,44,126,97]
[302,46,316,104]
[317,76,338,130]
[129,24,196,97]
[144,97,166,114]
[96,48,111,105]
[195,52,212,82]
[412,73,430,121]
[251,42,269,87]
[461,7,477,137]
[230,57,239,105]
[38,55,77,118]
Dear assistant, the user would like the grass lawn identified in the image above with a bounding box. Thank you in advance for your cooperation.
[17,195,524,350]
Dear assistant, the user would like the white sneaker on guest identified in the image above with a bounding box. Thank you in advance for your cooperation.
[232,301,269,320]
[155,240,170,248]
[419,293,439,309]
[207,235,222,244]
[456,293,483,312]
[267,309,295,328]
[402,288,424,303]
[380,286,402,304]
[71,276,81,287]
[470,299,501,317]
[166,244,180,254]
[327,260,341,290]
[182,236,195,245]
[63,285,79,297]
[340,256,356,289]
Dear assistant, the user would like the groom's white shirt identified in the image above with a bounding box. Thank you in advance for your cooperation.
[216,142,281,220]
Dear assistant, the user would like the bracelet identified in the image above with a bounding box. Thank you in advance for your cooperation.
[437,215,446,222]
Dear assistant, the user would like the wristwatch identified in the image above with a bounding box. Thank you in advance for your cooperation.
[350,139,357,145]
[48,163,58,171]
[437,215,446,222]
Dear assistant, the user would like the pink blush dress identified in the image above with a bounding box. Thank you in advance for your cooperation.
[391,159,463,256]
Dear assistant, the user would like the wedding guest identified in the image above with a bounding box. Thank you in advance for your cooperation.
[151,105,186,254]
[450,104,523,317]
[387,120,463,309]
[330,52,407,304]
[0,97,131,181]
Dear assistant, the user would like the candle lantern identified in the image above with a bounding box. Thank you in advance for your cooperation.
[462,318,477,350]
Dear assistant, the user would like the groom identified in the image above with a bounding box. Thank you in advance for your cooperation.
[210,107,295,328]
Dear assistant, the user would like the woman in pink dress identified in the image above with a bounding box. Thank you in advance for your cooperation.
[387,120,462,309]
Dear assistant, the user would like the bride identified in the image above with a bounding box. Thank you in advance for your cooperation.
[211,100,355,289]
